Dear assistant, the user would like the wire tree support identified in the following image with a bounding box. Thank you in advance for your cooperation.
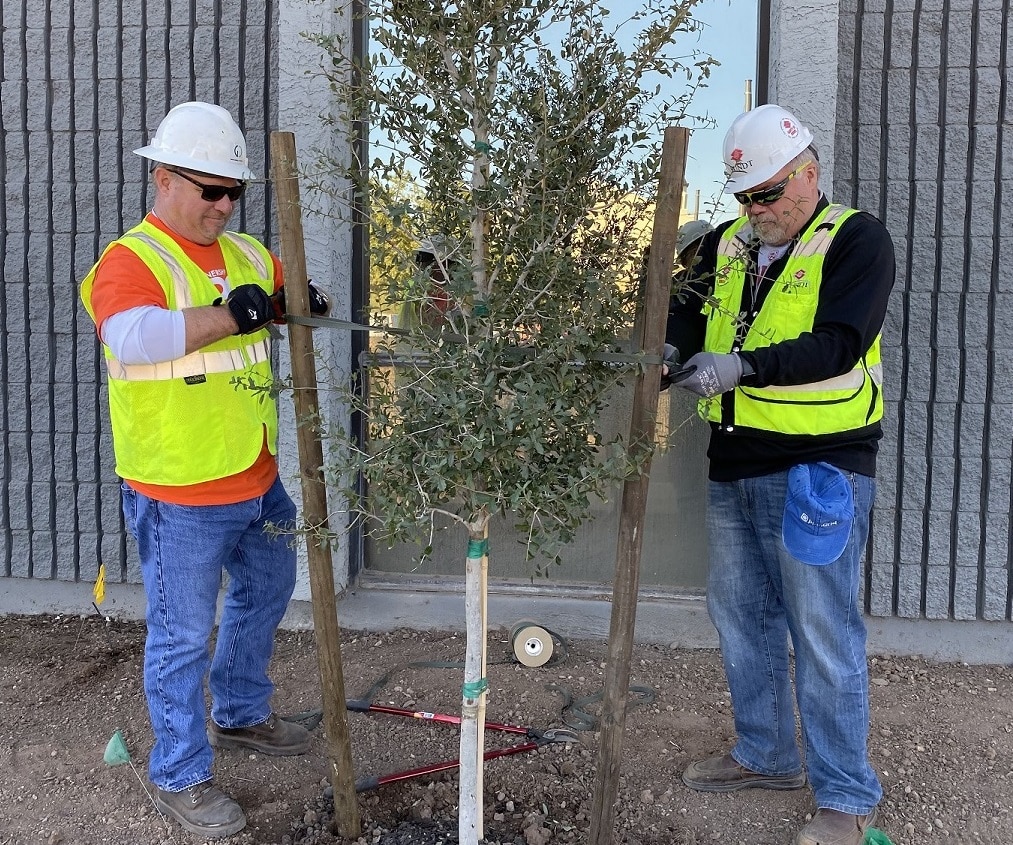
[269,130,361,840]
[589,126,689,845]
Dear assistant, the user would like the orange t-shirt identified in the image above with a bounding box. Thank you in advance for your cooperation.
[89,213,284,506]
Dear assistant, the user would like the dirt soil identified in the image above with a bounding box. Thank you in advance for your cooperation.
[2,613,1011,845]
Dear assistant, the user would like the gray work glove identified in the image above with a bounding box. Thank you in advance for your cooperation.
[671,351,743,398]
[659,344,680,391]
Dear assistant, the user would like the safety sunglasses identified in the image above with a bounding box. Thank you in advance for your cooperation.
[733,162,810,207]
[169,168,246,203]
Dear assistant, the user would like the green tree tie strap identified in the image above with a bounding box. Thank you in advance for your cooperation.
[462,679,488,698]
[467,538,489,558]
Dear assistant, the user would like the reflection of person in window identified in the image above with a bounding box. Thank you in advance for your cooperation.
[397,237,459,331]
[675,218,713,277]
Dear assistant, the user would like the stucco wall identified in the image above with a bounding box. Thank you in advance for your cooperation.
[276,0,357,597]
[766,0,840,198]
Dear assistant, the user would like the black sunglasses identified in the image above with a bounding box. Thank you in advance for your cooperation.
[733,162,808,207]
[168,168,246,203]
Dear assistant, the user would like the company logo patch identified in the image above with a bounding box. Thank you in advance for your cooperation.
[184,374,207,385]
[781,118,799,139]
[781,269,810,294]
[730,148,743,162]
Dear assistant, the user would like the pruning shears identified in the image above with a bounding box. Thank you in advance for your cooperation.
[347,700,579,792]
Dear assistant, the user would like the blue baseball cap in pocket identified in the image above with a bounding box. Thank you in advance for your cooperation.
[782,462,854,565]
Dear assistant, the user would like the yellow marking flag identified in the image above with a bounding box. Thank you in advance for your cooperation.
[93,563,106,605]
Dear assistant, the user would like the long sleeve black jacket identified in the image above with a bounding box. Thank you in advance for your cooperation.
[666,196,896,481]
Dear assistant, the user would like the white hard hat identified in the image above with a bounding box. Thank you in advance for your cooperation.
[676,219,714,257]
[134,102,255,180]
[416,234,458,263]
[722,104,814,193]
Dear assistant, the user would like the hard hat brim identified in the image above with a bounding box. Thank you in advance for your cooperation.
[134,146,256,181]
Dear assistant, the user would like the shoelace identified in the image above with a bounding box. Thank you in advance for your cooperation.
[187,782,215,804]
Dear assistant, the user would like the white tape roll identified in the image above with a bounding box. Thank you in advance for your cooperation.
[511,624,554,668]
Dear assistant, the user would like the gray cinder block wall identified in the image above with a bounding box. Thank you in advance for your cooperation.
[0,0,278,586]
[773,0,1012,621]
[0,0,353,599]
[839,0,1011,622]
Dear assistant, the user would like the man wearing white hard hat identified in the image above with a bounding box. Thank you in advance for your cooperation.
[665,104,895,845]
[81,102,325,839]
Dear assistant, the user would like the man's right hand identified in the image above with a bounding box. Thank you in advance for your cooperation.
[225,284,274,334]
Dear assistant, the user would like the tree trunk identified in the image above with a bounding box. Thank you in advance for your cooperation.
[458,515,490,845]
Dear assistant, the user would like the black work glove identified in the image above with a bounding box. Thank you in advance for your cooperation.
[271,279,331,318]
[671,351,743,398]
[659,344,681,391]
[225,284,274,334]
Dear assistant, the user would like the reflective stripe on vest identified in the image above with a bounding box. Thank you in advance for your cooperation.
[701,205,884,436]
[121,229,271,308]
[755,362,883,395]
[106,337,271,381]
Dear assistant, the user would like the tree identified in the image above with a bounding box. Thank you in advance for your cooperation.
[306,1,715,841]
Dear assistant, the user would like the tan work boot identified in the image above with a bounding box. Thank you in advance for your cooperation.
[682,753,807,792]
[155,780,246,839]
[209,712,311,755]
[795,808,877,845]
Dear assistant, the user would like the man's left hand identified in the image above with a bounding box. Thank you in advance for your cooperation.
[671,352,743,398]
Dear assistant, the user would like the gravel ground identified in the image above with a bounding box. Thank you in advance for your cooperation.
[2,613,1012,844]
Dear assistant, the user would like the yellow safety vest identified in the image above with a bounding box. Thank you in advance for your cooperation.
[701,205,884,436]
[80,220,278,485]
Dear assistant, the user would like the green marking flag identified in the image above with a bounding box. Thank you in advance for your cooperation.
[103,730,131,766]
[865,829,895,845]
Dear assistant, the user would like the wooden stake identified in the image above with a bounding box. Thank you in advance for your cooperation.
[269,130,361,840]
[588,126,689,845]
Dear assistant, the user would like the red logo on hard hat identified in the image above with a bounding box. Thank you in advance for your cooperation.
[730,148,743,162]
[781,119,799,139]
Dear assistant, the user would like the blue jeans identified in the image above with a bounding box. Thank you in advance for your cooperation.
[706,470,882,815]
[122,476,297,791]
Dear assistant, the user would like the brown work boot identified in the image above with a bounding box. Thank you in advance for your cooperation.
[795,808,877,845]
[155,780,246,838]
[209,712,311,756]
[682,753,807,792]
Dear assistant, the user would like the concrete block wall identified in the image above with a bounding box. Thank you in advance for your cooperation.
[0,0,278,584]
[833,0,1012,619]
